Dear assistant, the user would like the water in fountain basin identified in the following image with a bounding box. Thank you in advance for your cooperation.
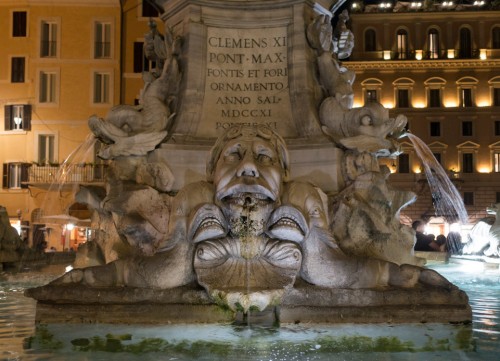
[406,133,468,224]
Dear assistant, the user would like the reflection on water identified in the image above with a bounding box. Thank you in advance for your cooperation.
[0,261,499,361]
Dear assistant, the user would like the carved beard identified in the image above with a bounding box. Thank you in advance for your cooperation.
[220,192,276,238]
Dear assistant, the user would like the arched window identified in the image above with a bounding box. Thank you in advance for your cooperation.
[364,29,376,52]
[427,29,440,59]
[459,28,472,59]
[492,27,500,49]
[396,29,408,59]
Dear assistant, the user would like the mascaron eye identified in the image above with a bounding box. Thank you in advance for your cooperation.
[225,152,241,163]
[257,154,273,164]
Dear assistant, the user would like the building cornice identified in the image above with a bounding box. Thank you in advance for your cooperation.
[344,59,500,71]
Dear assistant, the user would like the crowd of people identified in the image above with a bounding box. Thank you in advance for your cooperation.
[412,219,463,253]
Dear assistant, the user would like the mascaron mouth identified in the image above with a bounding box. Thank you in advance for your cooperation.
[217,184,277,204]
[188,203,228,243]
[266,205,308,244]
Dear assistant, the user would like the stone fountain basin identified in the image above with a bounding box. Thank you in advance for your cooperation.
[26,279,471,325]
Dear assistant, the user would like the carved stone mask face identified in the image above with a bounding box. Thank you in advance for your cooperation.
[213,134,284,207]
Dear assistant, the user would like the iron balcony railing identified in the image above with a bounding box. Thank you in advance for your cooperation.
[28,164,108,184]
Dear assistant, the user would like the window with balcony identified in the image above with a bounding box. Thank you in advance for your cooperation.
[12,11,27,37]
[37,134,56,165]
[2,163,30,189]
[463,192,474,206]
[364,29,376,52]
[40,20,58,57]
[462,153,474,173]
[396,29,408,59]
[142,1,160,17]
[427,29,440,59]
[462,121,473,136]
[4,104,31,131]
[459,28,473,59]
[397,153,410,173]
[11,57,25,83]
[93,72,110,104]
[94,22,111,59]
[493,27,500,49]
[39,71,57,103]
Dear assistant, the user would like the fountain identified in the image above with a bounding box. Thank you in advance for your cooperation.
[26,0,471,326]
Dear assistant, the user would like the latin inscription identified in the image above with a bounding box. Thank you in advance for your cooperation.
[202,27,292,134]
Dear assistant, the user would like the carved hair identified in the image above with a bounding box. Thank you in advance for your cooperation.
[206,124,290,181]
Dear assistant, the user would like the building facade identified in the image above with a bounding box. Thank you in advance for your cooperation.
[347,1,500,235]
[0,0,121,249]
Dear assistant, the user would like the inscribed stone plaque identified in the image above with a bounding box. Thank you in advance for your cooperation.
[201,26,295,137]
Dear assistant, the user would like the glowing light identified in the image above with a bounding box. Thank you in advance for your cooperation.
[379,2,392,8]
[352,2,359,9]
[415,50,422,60]
[444,100,458,107]
[480,49,487,60]
[450,223,460,232]
[478,166,491,173]
[413,101,425,108]
[353,101,363,108]
[473,1,485,6]
[442,1,454,7]
[447,49,455,59]
[477,99,490,107]
[411,2,422,8]
[65,265,73,273]
[383,50,391,60]
[414,168,422,174]
[66,223,75,231]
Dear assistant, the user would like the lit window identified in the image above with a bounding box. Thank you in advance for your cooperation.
[494,152,500,172]
[40,20,57,57]
[93,72,110,104]
[4,104,31,131]
[11,57,25,83]
[365,89,378,103]
[2,163,30,189]
[39,71,57,103]
[460,88,474,107]
[396,29,408,59]
[94,22,111,59]
[427,29,440,59]
[13,11,27,37]
[38,134,56,165]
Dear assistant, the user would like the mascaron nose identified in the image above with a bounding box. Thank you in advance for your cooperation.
[236,153,259,178]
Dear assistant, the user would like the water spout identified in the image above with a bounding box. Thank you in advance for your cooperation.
[405,133,468,224]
